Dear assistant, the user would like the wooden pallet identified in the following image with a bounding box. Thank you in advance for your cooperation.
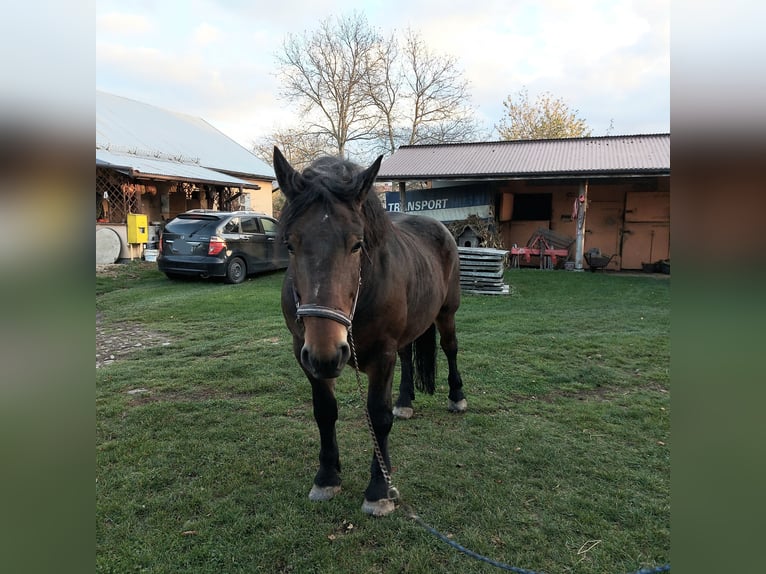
[457,247,510,295]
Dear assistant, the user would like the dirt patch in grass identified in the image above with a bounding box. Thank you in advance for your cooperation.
[512,383,667,404]
[124,388,257,406]
[96,311,174,369]
[95,263,124,277]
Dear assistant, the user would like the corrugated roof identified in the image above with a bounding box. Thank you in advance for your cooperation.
[96,150,261,189]
[377,134,670,180]
[96,90,274,180]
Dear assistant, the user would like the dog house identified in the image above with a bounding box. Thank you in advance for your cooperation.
[456,225,482,248]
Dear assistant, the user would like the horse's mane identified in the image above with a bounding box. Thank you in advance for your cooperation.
[279,156,392,249]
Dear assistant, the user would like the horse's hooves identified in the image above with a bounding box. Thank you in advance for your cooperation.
[393,406,414,419]
[362,498,396,516]
[448,398,468,413]
[309,484,341,501]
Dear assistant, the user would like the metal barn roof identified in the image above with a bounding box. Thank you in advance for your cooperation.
[96,91,274,184]
[377,134,670,181]
[96,150,260,189]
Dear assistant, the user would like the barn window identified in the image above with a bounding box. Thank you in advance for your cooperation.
[511,193,552,221]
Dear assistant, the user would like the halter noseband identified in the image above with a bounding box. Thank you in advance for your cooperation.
[293,266,362,330]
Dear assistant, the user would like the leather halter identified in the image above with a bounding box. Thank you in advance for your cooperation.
[293,265,362,330]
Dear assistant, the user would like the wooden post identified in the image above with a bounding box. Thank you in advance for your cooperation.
[398,181,407,213]
[574,180,588,270]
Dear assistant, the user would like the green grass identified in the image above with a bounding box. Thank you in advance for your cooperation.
[97,263,669,573]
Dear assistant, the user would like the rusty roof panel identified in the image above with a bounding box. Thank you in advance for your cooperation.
[377,134,670,180]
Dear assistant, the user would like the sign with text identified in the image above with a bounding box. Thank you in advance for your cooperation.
[385,186,491,222]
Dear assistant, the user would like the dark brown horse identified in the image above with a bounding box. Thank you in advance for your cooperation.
[274,147,467,516]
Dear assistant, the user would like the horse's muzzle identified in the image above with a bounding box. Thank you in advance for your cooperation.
[294,299,356,379]
[300,340,350,380]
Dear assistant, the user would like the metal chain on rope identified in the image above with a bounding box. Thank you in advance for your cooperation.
[346,311,668,574]
[347,327,667,574]
[348,327,399,502]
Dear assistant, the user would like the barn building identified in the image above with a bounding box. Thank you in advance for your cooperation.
[96,91,275,262]
[377,134,670,271]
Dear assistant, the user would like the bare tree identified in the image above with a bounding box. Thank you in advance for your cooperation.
[496,87,592,140]
[276,12,383,158]
[363,32,401,156]
[251,129,338,217]
[399,31,483,147]
[275,17,485,161]
[365,30,485,155]
[251,128,333,172]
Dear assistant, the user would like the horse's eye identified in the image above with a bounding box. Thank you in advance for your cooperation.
[351,240,364,253]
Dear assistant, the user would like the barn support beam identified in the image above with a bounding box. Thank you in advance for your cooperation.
[574,180,588,270]
[397,181,407,213]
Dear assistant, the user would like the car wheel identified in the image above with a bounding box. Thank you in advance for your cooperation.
[225,257,246,284]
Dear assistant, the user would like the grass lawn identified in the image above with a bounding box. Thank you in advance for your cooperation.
[96,263,669,573]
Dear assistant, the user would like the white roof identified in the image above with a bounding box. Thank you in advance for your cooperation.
[96,150,260,189]
[96,91,274,181]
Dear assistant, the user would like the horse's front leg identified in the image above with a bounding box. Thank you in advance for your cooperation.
[361,350,398,516]
[393,343,415,419]
[290,331,342,502]
[307,375,342,501]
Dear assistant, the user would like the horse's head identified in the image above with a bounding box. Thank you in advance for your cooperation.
[274,147,383,380]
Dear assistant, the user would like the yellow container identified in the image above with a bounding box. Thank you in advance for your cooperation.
[126,213,148,244]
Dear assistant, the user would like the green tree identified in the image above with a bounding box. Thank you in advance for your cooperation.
[496,87,592,140]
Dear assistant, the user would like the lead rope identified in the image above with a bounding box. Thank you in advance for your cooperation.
[344,256,665,574]
[347,327,669,574]
[347,327,543,574]
[347,326,400,502]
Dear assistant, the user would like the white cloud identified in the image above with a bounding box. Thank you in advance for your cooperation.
[194,23,221,46]
[96,0,669,145]
[408,0,669,134]
[97,12,153,35]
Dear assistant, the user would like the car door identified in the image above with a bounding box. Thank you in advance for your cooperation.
[259,216,289,269]
[239,216,269,271]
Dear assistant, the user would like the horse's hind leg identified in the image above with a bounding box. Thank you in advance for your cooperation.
[436,311,467,413]
[393,343,415,419]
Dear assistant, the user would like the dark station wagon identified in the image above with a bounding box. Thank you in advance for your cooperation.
[157,210,289,284]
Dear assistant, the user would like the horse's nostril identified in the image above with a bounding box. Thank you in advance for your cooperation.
[300,342,350,379]
[338,341,351,365]
[300,346,311,369]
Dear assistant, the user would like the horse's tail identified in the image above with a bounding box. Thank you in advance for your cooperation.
[413,323,437,395]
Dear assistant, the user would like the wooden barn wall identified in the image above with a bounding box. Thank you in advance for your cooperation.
[496,176,669,270]
[95,168,275,225]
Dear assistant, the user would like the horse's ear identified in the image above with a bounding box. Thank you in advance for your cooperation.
[273,146,302,202]
[357,155,383,202]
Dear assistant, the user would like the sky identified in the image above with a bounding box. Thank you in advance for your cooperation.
[96,0,670,151]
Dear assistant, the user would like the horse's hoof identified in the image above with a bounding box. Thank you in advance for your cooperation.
[448,398,468,413]
[393,406,414,419]
[362,498,396,516]
[309,484,341,501]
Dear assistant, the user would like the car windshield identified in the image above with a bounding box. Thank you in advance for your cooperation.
[165,215,220,235]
